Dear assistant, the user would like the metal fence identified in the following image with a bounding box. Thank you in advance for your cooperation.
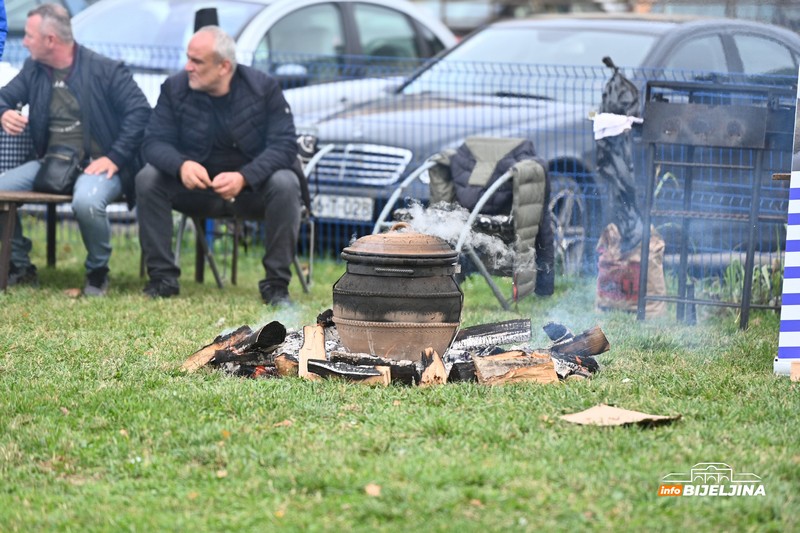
[0,46,795,300]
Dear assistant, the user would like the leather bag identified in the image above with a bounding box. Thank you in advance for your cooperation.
[33,145,82,194]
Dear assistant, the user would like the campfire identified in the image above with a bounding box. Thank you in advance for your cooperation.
[182,228,609,385]
[181,312,609,386]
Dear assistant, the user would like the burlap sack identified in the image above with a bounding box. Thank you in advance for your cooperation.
[596,223,666,318]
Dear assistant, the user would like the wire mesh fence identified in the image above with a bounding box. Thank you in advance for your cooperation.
[0,48,795,304]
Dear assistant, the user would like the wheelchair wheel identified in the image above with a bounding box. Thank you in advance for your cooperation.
[549,175,587,276]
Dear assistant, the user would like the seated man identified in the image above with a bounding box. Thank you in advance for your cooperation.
[0,4,150,295]
[136,26,302,305]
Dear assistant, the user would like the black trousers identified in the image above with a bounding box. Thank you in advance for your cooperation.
[136,164,301,287]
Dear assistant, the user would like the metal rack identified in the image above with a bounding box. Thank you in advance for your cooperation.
[636,80,793,329]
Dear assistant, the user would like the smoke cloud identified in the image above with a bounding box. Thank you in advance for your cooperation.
[392,200,537,273]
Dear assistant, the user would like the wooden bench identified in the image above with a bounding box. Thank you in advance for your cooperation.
[0,191,72,290]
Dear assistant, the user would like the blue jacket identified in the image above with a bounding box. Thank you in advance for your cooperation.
[0,1,7,61]
[142,65,298,190]
[0,44,151,206]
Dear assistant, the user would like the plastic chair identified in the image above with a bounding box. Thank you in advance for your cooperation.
[373,137,553,310]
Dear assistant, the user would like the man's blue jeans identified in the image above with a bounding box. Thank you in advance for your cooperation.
[0,160,123,272]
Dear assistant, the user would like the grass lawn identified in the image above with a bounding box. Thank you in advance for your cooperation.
[0,220,797,532]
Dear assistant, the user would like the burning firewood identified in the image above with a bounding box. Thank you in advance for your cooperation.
[451,319,531,350]
[181,325,253,373]
[208,321,287,366]
[298,324,326,379]
[473,351,558,385]
[420,348,447,386]
[307,360,391,386]
[183,316,609,385]
[216,363,280,379]
[181,321,287,372]
[274,354,299,377]
[331,352,419,385]
[551,355,597,380]
[545,323,609,357]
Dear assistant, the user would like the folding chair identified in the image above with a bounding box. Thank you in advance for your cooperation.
[374,137,553,310]
[173,142,335,291]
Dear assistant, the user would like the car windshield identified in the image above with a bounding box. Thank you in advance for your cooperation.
[73,0,264,58]
[403,25,658,97]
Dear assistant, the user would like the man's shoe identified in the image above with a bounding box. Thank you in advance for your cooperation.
[143,278,179,298]
[259,281,290,306]
[8,264,38,287]
[84,267,110,297]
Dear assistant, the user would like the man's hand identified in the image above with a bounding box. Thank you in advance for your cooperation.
[180,160,213,190]
[84,156,119,179]
[211,172,246,201]
[1,109,27,136]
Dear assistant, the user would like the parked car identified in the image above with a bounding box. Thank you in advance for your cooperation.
[648,0,800,33]
[304,14,800,270]
[2,0,95,62]
[70,0,457,109]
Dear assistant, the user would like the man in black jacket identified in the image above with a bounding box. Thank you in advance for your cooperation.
[0,3,150,296]
[136,26,301,305]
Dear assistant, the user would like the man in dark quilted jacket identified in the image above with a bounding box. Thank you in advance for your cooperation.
[136,26,301,306]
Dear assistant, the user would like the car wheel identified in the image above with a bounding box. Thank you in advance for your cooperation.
[549,175,587,276]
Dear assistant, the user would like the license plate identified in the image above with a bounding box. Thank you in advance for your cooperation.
[311,194,374,221]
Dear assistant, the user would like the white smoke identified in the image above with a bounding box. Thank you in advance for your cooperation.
[395,200,536,273]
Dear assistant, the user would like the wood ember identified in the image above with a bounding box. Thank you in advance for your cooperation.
[217,362,280,379]
[274,354,299,377]
[183,315,609,385]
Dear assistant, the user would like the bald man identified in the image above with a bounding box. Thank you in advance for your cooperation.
[136,26,301,305]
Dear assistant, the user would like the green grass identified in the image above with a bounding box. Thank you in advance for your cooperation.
[0,218,797,532]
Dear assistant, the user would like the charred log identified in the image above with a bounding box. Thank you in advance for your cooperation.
[181,325,253,372]
[217,363,280,379]
[452,319,531,350]
[307,359,390,386]
[542,322,574,344]
[237,321,287,353]
[550,325,609,358]
[330,351,419,385]
[317,308,335,328]
[447,361,477,383]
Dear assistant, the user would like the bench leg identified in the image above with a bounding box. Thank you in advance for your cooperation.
[46,204,57,267]
[0,203,17,291]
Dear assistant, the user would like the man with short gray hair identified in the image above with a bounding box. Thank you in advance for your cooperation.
[136,26,302,305]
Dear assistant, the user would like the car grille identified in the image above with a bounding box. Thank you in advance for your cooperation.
[309,144,412,187]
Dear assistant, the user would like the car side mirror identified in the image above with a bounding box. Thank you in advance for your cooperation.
[274,63,311,90]
[382,77,405,95]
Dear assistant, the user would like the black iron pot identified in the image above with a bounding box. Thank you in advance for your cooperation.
[332,223,463,361]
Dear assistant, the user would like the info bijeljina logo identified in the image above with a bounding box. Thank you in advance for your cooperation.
[658,463,765,497]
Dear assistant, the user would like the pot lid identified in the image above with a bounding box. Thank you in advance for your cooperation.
[342,223,457,259]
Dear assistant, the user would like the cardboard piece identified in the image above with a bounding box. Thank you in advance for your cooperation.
[560,404,680,427]
[791,362,800,382]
